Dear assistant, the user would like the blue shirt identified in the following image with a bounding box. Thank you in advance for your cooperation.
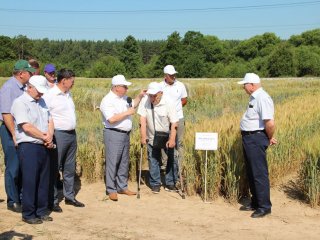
[240,87,274,131]
[11,92,50,144]
[0,76,25,121]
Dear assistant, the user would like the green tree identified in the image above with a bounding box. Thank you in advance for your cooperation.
[120,35,143,78]
[88,55,126,78]
[0,36,16,60]
[267,43,296,77]
[295,46,320,76]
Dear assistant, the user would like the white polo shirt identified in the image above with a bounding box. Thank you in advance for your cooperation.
[11,92,51,144]
[100,90,133,131]
[240,87,274,131]
[160,80,187,120]
[43,85,76,131]
[137,95,178,145]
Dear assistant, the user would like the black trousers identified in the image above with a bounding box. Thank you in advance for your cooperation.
[18,143,49,219]
[242,132,272,210]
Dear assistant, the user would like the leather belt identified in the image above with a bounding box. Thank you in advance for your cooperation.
[107,128,131,134]
[55,129,76,134]
[241,130,265,136]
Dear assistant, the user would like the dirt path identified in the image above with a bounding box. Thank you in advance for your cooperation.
[0,174,320,240]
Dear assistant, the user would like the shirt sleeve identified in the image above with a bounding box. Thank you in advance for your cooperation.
[11,99,30,125]
[180,82,188,98]
[258,96,274,120]
[167,100,179,123]
[137,96,148,117]
[100,97,116,121]
[0,85,13,114]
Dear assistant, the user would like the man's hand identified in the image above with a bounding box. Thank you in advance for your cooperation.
[141,136,148,145]
[166,139,176,149]
[269,137,277,146]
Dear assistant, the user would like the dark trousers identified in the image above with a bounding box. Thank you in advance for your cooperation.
[0,124,21,205]
[54,130,77,202]
[18,143,49,219]
[48,144,58,208]
[242,132,272,211]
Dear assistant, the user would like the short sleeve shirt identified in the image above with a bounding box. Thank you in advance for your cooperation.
[42,85,76,131]
[0,76,25,121]
[100,90,132,131]
[137,95,178,145]
[160,80,187,119]
[11,92,51,144]
[240,88,274,131]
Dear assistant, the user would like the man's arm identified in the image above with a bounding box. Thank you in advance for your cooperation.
[181,97,187,107]
[2,113,17,145]
[167,122,178,148]
[20,122,47,141]
[133,89,147,108]
[264,119,277,145]
[140,116,147,145]
[108,108,136,124]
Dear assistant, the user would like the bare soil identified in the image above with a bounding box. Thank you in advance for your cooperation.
[0,174,320,240]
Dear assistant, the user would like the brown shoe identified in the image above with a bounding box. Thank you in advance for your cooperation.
[118,189,136,196]
[108,192,118,201]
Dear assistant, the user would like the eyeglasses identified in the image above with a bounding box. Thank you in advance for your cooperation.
[117,85,128,89]
[47,72,55,76]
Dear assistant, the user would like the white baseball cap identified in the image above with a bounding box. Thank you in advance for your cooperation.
[29,75,49,94]
[112,74,132,86]
[146,82,162,95]
[163,65,178,75]
[237,73,261,85]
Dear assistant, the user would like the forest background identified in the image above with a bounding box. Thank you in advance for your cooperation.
[0,28,320,78]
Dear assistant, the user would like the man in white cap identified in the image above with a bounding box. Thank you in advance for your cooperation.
[11,75,54,224]
[160,65,187,188]
[237,73,277,218]
[138,82,178,193]
[100,74,146,201]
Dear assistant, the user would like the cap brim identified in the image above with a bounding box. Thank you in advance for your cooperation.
[35,86,48,94]
[237,80,246,85]
[26,67,36,73]
[147,90,160,95]
[124,81,132,86]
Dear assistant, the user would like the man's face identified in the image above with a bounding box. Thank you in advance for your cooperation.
[44,71,56,83]
[148,92,162,105]
[62,77,75,91]
[243,83,254,95]
[28,84,43,100]
[18,71,32,84]
[164,74,176,85]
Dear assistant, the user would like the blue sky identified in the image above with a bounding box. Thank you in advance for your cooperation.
[0,0,319,41]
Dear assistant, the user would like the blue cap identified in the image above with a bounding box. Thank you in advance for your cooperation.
[44,63,56,73]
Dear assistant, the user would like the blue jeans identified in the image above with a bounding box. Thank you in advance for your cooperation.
[0,124,21,205]
[147,144,177,187]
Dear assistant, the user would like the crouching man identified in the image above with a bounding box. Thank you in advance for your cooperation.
[138,82,178,194]
[11,75,54,224]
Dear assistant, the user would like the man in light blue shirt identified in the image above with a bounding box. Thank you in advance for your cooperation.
[11,75,54,224]
[0,60,35,213]
[238,73,277,218]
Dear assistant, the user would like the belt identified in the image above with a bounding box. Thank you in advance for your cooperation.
[241,130,265,136]
[55,129,76,134]
[106,128,131,134]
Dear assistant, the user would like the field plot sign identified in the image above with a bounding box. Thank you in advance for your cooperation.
[195,132,218,203]
[195,132,218,151]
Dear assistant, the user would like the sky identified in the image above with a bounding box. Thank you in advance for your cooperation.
[0,0,319,41]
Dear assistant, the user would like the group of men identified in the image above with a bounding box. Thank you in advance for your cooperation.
[0,59,277,221]
[99,64,188,200]
[0,60,84,224]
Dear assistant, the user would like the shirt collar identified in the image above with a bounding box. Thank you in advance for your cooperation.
[251,87,263,99]
[13,76,25,90]
[23,92,37,102]
[52,84,69,96]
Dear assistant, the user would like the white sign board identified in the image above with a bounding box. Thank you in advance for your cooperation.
[195,132,218,151]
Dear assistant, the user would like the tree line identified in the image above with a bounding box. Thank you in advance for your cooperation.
[0,28,319,78]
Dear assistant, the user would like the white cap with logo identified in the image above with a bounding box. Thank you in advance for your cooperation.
[163,65,178,75]
[29,75,49,94]
[146,82,162,95]
[237,73,261,85]
[112,74,132,86]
